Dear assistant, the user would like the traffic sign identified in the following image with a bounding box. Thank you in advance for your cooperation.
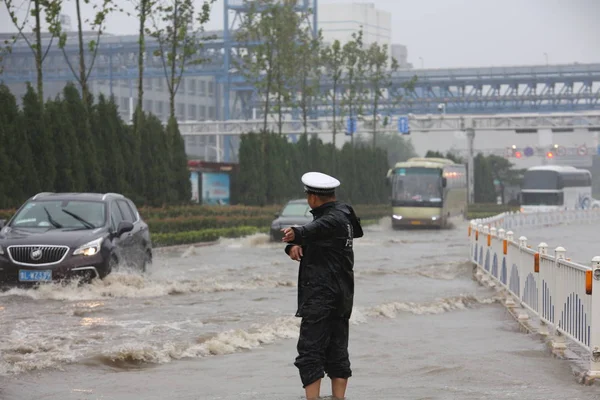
[397,116,410,135]
[578,145,588,156]
[597,145,600,155]
[524,146,534,157]
[346,117,357,136]
[557,146,567,156]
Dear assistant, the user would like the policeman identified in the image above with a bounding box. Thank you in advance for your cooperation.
[281,171,364,400]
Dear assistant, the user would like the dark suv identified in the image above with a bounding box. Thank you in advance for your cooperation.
[0,192,152,285]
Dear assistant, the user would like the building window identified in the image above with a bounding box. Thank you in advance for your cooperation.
[189,79,196,95]
[144,99,153,112]
[156,78,163,91]
[188,104,197,120]
[200,81,206,96]
[144,78,152,90]
[200,105,206,120]
[179,78,186,93]
[208,106,215,119]
[177,103,185,120]
[208,81,214,96]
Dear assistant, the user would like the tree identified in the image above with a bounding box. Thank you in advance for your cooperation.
[474,153,495,203]
[22,84,56,190]
[371,132,417,167]
[0,84,40,202]
[341,30,366,143]
[321,39,344,146]
[487,155,522,204]
[425,150,464,164]
[364,42,398,148]
[295,28,322,135]
[149,0,215,120]
[3,0,62,107]
[58,0,119,114]
[236,0,281,132]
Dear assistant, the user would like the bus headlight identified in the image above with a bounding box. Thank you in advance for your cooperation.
[392,215,403,220]
[431,216,440,221]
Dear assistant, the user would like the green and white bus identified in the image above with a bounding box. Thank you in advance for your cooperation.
[386,157,467,229]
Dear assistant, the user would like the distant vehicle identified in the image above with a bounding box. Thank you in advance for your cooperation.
[520,165,600,212]
[0,192,152,285]
[270,199,312,241]
[386,157,467,229]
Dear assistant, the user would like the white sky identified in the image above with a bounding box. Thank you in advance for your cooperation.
[1,0,599,69]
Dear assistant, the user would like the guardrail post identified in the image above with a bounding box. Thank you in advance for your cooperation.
[506,231,514,241]
[537,242,549,336]
[552,246,567,352]
[519,236,527,248]
[498,228,505,239]
[589,256,600,377]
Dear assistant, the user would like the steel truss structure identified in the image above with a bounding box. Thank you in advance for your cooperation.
[1,1,599,119]
[178,112,600,136]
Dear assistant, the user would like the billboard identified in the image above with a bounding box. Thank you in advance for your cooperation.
[201,172,230,205]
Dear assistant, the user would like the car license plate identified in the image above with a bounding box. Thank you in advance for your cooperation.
[411,221,422,225]
[19,270,52,282]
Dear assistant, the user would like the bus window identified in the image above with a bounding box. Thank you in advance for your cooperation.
[391,168,442,204]
[522,192,563,206]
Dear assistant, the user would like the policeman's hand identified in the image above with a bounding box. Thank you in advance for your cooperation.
[289,245,303,261]
[281,227,295,243]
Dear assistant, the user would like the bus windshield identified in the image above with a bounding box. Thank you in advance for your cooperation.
[521,192,563,206]
[522,170,560,190]
[391,167,442,206]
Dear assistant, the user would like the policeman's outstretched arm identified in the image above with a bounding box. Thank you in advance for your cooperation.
[286,214,338,245]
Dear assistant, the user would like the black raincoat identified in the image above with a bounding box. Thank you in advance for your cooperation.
[284,201,364,388]
[285,201,363,319]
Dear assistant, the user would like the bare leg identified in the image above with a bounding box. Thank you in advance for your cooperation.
[305,378,322,400]
[331,378,348,399]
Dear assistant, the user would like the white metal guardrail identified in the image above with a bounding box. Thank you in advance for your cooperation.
[469,209,600,380]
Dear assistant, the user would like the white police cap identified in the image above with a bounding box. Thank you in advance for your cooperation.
[301,172,340,195]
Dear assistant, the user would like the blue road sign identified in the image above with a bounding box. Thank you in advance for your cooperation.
[346,117,357,136]
[398,116,409,134]
[597,145,600,155]
[524,146,534,157]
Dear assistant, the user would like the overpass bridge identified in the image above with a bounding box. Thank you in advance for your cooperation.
[179,111,600,163]
[1,33,599,118]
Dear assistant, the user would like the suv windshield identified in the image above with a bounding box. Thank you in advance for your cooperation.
[10,200,107,229]
[281,202,310,217]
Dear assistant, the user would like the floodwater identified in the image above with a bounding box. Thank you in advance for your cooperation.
[1,219,599,400]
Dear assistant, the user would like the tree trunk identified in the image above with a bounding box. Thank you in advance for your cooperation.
[75,0,89,112]
[137,0,147,122]
[168,1,179,121]
[33,0,44,108]
[372,95,378,148]
[332,80,337,146]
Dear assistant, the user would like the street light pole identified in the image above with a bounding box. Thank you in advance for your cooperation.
[465,120,476,205]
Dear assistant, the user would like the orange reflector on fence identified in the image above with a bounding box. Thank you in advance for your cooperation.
[487,234,491,246]
[534,253,540,273]
[468,226,472,237]
[503,239,508,255]
[586,270,593,295]
[475,231,479,241]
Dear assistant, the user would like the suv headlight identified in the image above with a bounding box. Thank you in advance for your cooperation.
[74,237,103,256]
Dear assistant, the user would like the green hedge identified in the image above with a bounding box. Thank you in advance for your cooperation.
[140,205,281,219]
[148,216,274,234]
[152,226,269,247]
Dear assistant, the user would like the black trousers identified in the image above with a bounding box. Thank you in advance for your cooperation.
[294,315,352,388]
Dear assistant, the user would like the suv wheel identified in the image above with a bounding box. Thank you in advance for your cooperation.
[101,254,118,279]
[140,250,152,273]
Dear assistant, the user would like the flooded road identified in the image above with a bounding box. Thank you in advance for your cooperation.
[1,219,598,400]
